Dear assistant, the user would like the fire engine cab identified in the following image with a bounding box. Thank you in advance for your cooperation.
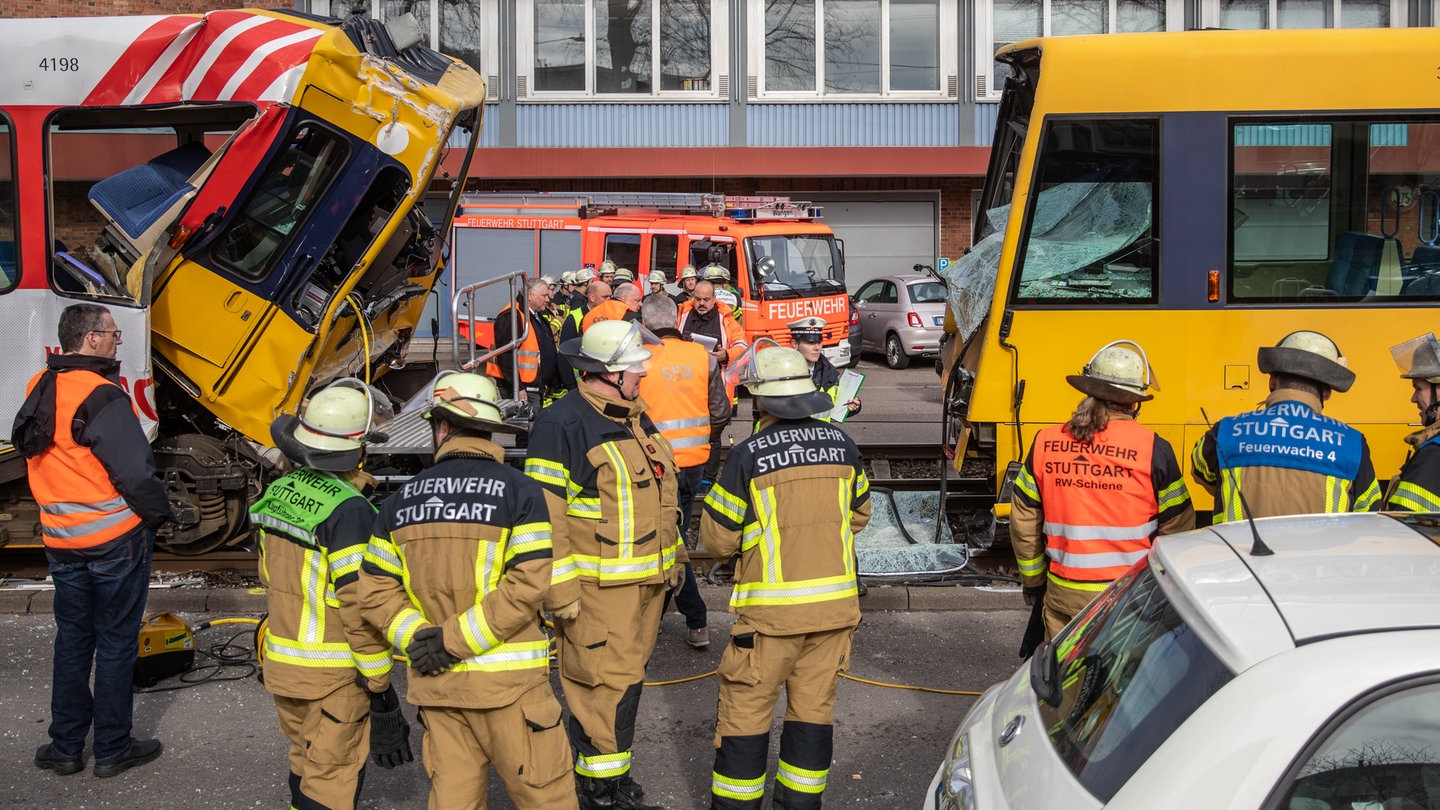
[446,192,853,367]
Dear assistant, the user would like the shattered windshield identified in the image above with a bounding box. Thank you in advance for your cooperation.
[1011,118,1159,304]
[745,234,844,299]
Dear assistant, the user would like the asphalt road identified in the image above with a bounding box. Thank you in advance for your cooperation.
[1,594,1027,809]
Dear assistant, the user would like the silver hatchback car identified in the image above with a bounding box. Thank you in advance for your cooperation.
[924,513,1440,810]
[852,273,947,369]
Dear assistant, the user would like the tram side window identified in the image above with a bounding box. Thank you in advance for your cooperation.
[1230,119,1440,303]
[212,125,348,281]
[1011,118,1159,305]
[0,120,14,292]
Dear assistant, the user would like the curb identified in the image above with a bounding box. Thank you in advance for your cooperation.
[3,583,1020,616]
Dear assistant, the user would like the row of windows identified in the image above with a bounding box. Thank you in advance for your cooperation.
[320,0,1416,103]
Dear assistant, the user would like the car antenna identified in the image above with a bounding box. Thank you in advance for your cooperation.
[1206,410,1274,556]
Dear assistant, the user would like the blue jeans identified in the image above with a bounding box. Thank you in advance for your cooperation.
[47,532,152,760]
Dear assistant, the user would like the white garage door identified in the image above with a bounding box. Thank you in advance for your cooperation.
[816,198,937,293]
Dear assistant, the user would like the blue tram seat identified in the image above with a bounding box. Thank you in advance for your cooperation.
[87,142,211,242]
[1325,231,1385,297]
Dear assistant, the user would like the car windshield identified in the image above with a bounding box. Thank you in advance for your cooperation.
[1039,557,1236,802]
[745,234,843,299]
[907,281,946,303]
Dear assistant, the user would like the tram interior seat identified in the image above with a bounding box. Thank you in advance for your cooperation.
[87,142,211,257]
[1325,231,1385,297]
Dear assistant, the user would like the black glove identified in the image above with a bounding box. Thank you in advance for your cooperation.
[366,685,413,769]
[406,626,460,676]
[1023,585,1046,608]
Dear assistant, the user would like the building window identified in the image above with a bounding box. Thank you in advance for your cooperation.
[318,0,498,95]
[523,0,723,97]
[1212,0,1397,27]
[752,0,953,98]
[976,0,1173,101]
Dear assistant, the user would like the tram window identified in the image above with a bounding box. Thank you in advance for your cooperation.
[212,124,348,281]
[1230,118,1440,303]
[603,233,641,277]
[1011,118,1159,305]
[0,119,14,293]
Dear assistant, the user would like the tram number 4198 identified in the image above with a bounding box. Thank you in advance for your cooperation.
[39,57,80,72]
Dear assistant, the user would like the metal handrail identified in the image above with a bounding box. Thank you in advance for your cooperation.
[450,272,532,378]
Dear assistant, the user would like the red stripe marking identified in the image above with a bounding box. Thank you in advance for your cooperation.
[83,16,195,106]
[189,17,314,101]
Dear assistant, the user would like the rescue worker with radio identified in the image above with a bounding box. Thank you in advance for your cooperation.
[360,372,577,810]
[700,344,871,810]
[525,320,683,810]
[639,295,731,649]
[672,264,699,305]
[1192,330,1381,521]
[581,282,643,333]
[1384,333,1440,511]
[250,379,411,809]
[489,278,561,411]
[1011,341,1194,639]
[788,316,859,420]
[16,303,175,778]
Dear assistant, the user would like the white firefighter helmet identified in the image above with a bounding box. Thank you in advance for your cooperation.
[703,264,730,282]
[540,274,556,288]
[271,378,391,471]
[560,319,657,373]
[1394,333,1440,383]
[574,266,597,285]
[560,270,576,285]
[1257,330,1355,392]
[422,371,521,434]
[727,341,833,419]
[613,266,635,282]
[599,260,617,277]
[678,264,698,280]
[1065,341,1159,404]
[647,271,667,285]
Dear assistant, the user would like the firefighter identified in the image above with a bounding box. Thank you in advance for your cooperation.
[599,260,617,286]
[1192,330,1381,521]
[251,379,412,809]
[700,344,871,810]
[702,264,742,322]
[488,278,561,411]
[360,372,578,810]
[646,271,668,300]
[582,282,642,333]
[614,266,635,284]
[1011,341,1194,639]
[524,319,684,810]
[639,295,731,649]
[1382,334,1440,511]
[541,275,569,342]
[672,264,699,304]
[568,266,596,310]
[560,280,613,391]
[788,316,859,421]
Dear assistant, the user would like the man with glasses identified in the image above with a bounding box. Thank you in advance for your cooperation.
[14,303,175,778]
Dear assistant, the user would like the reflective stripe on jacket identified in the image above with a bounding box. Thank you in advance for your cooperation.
[524,383,682,604]
[1384,425,1440,512]
[484,304,539,383]
[253,468,392,698]
[700,415,871,635]
[1011,418,1194,588]
[360,435,554,709]
[640,338,713,468]
[25,368,141,550]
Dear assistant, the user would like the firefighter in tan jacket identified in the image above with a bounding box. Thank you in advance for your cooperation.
[250,379,411,810]
[360,373,577,810]
[701,345,871,810]
[525,320,683,810]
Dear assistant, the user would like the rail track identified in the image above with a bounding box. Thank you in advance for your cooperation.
[0,440,1010,582]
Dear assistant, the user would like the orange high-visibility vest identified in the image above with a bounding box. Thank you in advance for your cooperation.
[484,305,539,383]
[580,299,633,333]
[1028,419,1158,582]
[640,338,712,468]
[677,304,747,401]
[25,369,142,550]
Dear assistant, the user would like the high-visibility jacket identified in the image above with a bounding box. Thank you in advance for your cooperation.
[580,298,635,333]
[1192,390,1380,523]
[639,338,713,468]
[1011,417,1193,589]
[524,383,683,605]
[25,369,142,552]
[701,415,871,635]
[678,303,748,399]
[1383,422,1440,512]
[360,435,555,709]
[250,468,392,696]
[484,304,539,384]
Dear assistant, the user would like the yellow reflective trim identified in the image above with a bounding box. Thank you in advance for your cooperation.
[571,551,663,582]
[352,649,392,677]
[776,759,828,793]
[1392,480,1440,512]
[1016,555,1047,576]
[1014,466,1039,501]
[1354,479,1381,512]
[575,751,631,778]
[450,640,550,673]
[364,535,404,576]
[387,608,426,652]
[730,574,857,607]
[712,772,766,800]
[524,458,566,488]
[1157,479,1190,513]
[600,441,636,556]
[551,554,579,585]
[1191,439,1214,482]
[1047,572,1109,591]
[706,483,747,524]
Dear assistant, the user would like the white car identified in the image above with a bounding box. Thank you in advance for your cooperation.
[924,513,1440,810]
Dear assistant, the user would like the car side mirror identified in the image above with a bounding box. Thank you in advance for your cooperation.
[1029,638,1063,707]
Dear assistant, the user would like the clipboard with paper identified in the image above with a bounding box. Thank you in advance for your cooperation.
[827,370,865,422]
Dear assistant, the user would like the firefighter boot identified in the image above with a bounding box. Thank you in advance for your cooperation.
[578,775,664,810]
